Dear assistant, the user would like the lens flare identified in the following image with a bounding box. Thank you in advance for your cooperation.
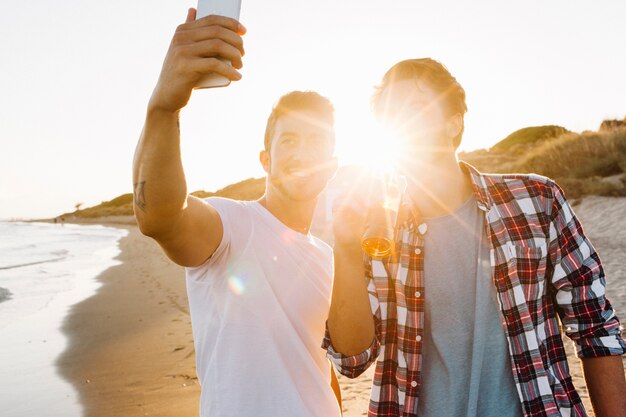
[227,275,247,295]
[336,115,404,175]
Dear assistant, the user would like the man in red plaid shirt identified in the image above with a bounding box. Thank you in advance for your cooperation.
[325,58,626,417]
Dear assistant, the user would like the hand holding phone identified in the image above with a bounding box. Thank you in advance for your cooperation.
[195,0,243,89]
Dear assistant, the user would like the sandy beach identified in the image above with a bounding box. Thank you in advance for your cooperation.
[57,225,200,416]
[58,197,626,417]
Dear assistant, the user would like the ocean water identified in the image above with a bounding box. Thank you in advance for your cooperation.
[0,221,128,417]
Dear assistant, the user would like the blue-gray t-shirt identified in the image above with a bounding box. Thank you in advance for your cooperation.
[417,195,524,417]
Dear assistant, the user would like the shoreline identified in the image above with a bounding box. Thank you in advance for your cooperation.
[0,221,128,417]
[56,197,626,416]
[27,215,138,227]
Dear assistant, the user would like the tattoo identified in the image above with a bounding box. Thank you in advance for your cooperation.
[134,181,147,211]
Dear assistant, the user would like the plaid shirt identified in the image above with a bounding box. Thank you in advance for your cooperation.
[323,162,626,417]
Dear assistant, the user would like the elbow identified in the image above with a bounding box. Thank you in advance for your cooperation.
[136,216,159,238]
[134,207,178,239]
[339,366,369,379]
[326,337,380,379]
[135,212,160,238]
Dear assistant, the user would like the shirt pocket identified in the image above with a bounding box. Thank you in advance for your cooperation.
[508,243,549,299]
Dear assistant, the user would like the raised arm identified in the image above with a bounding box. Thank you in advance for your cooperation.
[133,9,245,267]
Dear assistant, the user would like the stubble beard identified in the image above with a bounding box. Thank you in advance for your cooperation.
[269,172,324,203]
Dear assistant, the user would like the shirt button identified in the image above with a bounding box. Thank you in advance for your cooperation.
[411,381,418,388]
[414,291,421,298]
[415,335,422,342]
[414,248,422,255]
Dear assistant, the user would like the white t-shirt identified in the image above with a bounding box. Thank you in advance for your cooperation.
[185,197,341,417]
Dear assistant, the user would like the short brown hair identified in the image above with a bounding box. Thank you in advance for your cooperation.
[372,58,467,148]
[264,91,335,151]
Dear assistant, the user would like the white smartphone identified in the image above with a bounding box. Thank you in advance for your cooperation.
[195,0,243,89]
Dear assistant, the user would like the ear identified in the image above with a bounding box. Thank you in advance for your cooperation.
[259,150,270,173]
[446,113,463,143]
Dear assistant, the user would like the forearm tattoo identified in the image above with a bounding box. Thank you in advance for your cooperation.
[134,181,147,211]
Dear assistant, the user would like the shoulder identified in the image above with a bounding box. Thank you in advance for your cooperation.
[202,198,257,239]
[203,197,256,217]
[480,172,560,207]
[204,196,248,210]
[462,161,560,208]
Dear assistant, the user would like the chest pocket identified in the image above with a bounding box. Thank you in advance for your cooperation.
[507,243,548,300]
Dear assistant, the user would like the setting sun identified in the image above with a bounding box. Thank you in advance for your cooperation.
[335,112,401,174]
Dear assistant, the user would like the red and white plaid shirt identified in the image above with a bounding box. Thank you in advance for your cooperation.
[323,162,626,417]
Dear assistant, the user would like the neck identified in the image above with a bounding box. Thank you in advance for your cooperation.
[258,187,317,235]
[404,153,473,218]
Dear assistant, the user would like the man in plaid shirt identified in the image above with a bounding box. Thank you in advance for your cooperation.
[325,58,626,417]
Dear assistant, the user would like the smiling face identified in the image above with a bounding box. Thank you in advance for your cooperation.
[261,110,337,202]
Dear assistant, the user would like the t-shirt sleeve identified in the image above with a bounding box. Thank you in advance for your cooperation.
[185,197,252,278]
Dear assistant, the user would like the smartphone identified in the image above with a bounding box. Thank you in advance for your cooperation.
[195,0,243,89]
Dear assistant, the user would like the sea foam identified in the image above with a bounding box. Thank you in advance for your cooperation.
[0,221,127,417]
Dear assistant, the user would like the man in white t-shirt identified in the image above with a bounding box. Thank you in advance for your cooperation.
[132,9,342,417]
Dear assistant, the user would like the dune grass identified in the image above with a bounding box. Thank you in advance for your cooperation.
[461,128,626,198]
[491,125,570,151]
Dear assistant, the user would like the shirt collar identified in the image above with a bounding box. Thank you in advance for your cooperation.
[396,161,492,229]
[459,160,492,211]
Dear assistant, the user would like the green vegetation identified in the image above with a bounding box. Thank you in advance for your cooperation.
[191,177,265,201]
[491,125,570,151]
[66,193,134,218]
[460,126,626,199]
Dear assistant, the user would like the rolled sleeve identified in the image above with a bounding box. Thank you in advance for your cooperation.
[548,181,626,358]
[322,252,382,378]
[322,322,380,378]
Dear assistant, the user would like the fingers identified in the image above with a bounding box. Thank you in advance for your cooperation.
[332,197,368,246]
[189,57,242,81]
[176,24,245,57]
[333,197,367,225]
[183,38,243,67]
[166,12,246,83]
[185,8,196,23]
[191,14,246,35]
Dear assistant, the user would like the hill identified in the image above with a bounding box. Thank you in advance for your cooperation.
[460,124,626,199]
[491,125,570,151]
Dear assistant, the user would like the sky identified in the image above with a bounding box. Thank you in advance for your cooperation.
[1,0,625,220]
